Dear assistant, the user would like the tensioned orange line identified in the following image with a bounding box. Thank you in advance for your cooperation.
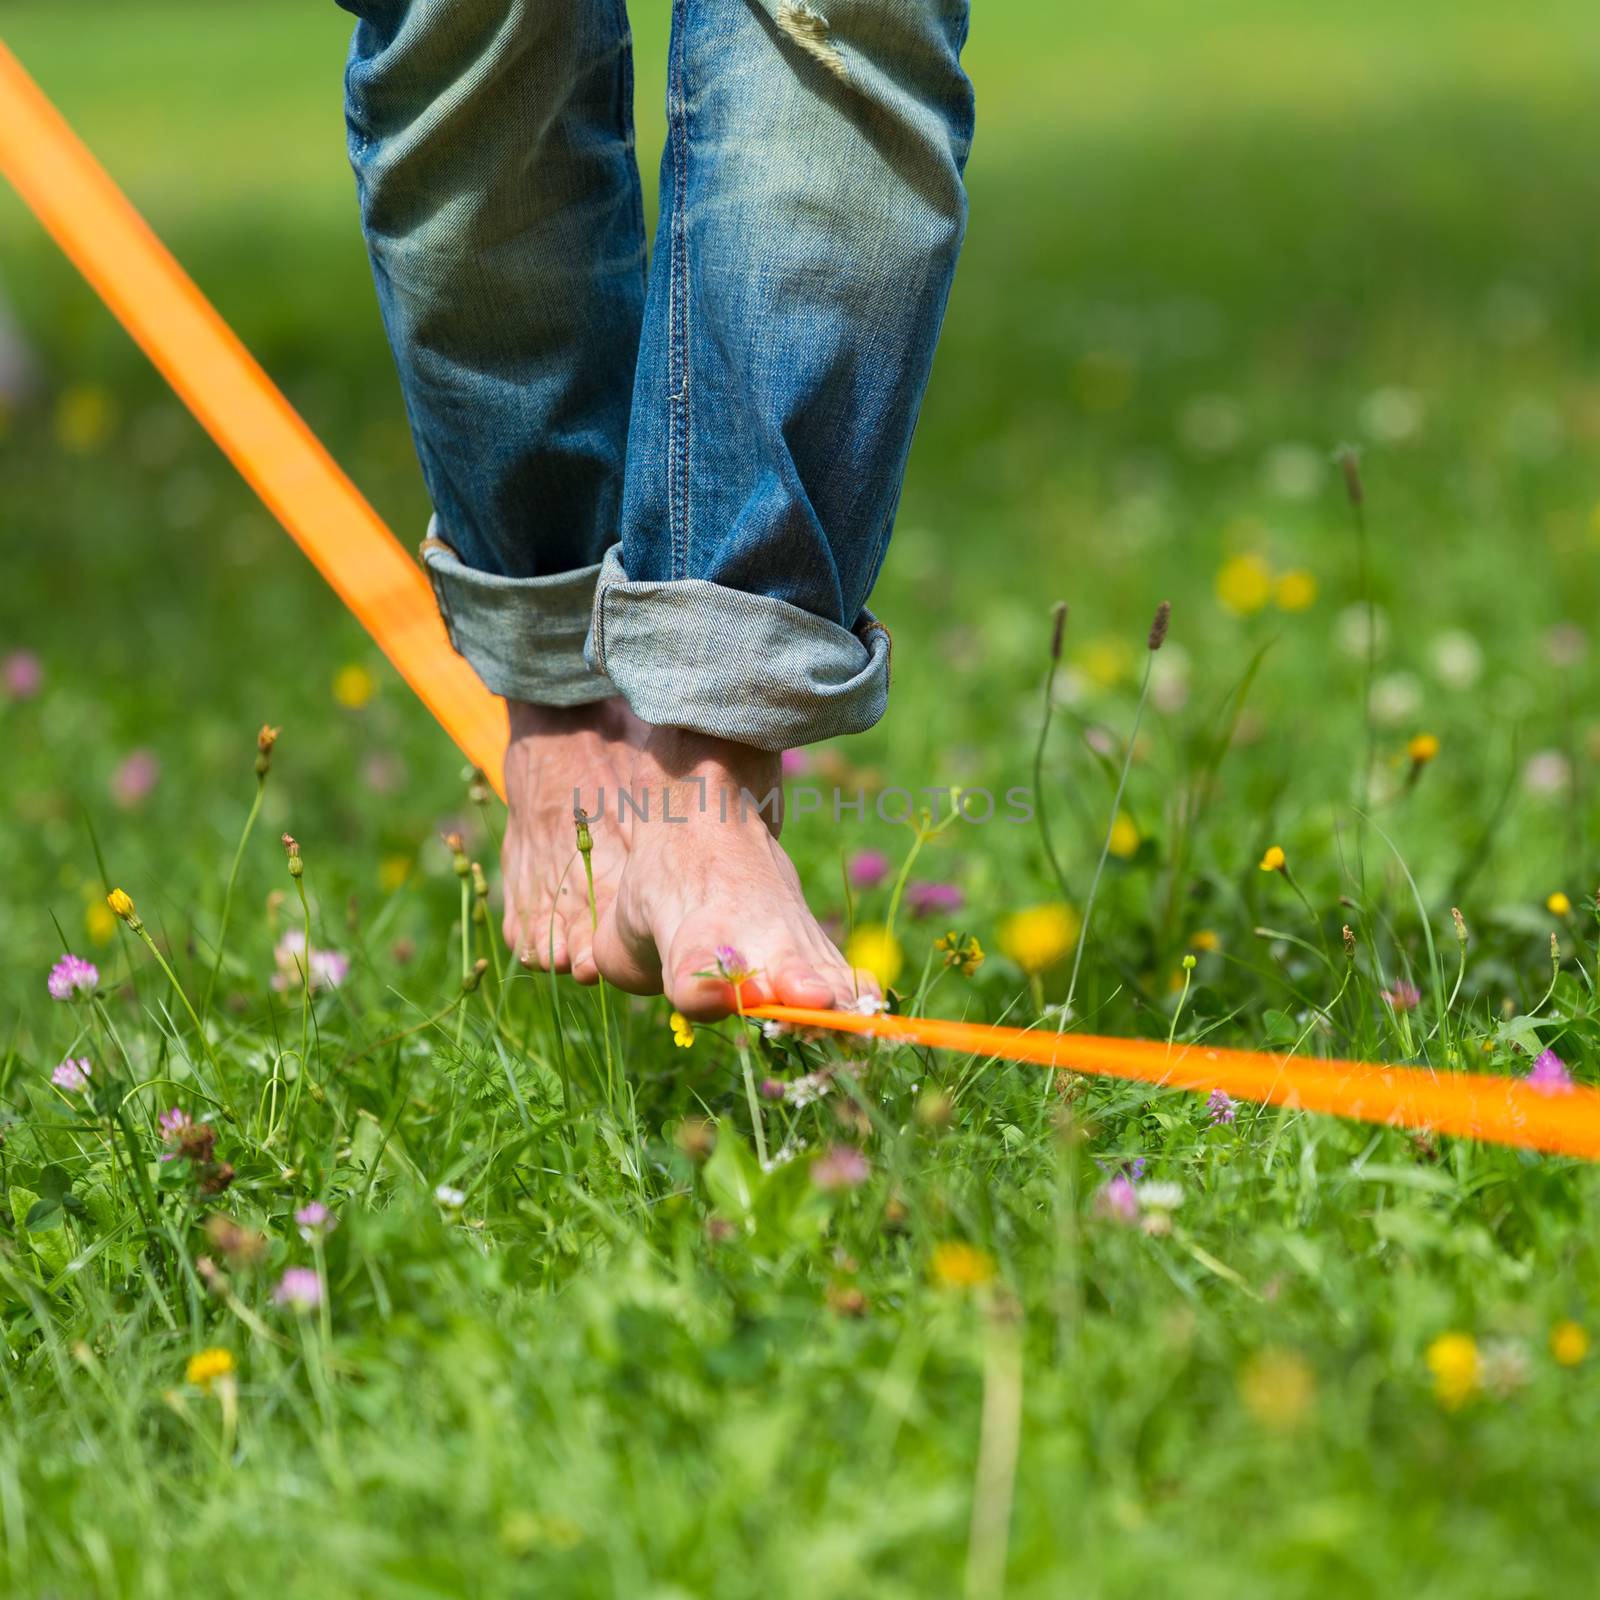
[749,1005,1600,1159]
[0,41,508,795]
[3,42,1590,1160]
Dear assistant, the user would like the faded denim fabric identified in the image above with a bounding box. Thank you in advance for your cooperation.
[341,0,972,748]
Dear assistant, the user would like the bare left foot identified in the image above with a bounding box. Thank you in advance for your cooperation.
[501,697,649,982]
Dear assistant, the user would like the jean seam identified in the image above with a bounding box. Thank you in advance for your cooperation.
[667,0,691,582]
[615,0,648,297]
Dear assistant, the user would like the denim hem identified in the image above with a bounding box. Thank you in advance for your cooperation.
[420,520,618,706]
[584,545,891,751]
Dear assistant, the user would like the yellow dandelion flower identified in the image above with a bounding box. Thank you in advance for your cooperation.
[1258,845,1286,873]
[669,1010,695,1049]
[378,855,412,893]
[1189,929,1221,953]
[1239,1348,1315,1430]
[1075,636,1134,689]
[930,1241,995,1289]
[1547,891,1572,917]
[84,900,117,946]
[333,663,377,710]
[106,888,139,926]
[1408,732,1440,766]
[185,1347,235,1389]
[1273,570,1318,613]
[998,903,1080,975]
[845,924,903,988]
[1551,1320,1589,1366]
[1107,812,1139,859]
[1425,1332,1481,1410]
[54,384,115,453]
[1215,553,1273,616]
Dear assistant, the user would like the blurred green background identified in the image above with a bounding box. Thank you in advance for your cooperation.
[3,0,1600,994]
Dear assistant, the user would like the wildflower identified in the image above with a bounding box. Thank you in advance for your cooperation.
[811,1146,871,1192]
[255,723,280,778]
[1147,600,1171,651]
[759,1077,786,1101]
[906,881,964,919]
[780,748,810,776]
[1189,929,1220,953]
[998,904,1079,974]
[1258,845,1286,873]
[2,648,43,700]
[1522,750,1571,797]
[1479,1339,1531,1399]
[1137,1180,1183,1234]
[47,954,99,1001]
[930,1241,995,1289]
[846,992,889,1016]
[1407,732,1440,767]
[844,924,903,988]
[185,1348,235,1390]
[1106,813,1140,859]
[51,1058,91,1094]
[378,854,412,892]
[784,1071,834,1108]
[203,1214,267,1266]
[434,1184,467,1209]
[110,749,160,809]
[106,888,141,930]
[1526,1049,1573,1094]
[1274,570,1318,612]
[1430,630,1483,689]
[1451,907,1468,947]
[332,663,376,709]
[712,945,756,985]
[1425,1332,1481,1410]
[271,930,349,993]
[1551,1320,1589,1366]
[1239,1349,1315,1430]
[1094,1174,1140,1225]
[295,1202,337,1240]
[669,1010,695,1049]
[1206,1089,1237,1125]
[847,849,892,890]
[1382,980,1421,1012]
[158,1106,191,1144]
[934,930,985,976]
[272,1267,323,1312]
[1547,891,1572,917]
[1215,553,1273,616]
[1334,601,1388,661]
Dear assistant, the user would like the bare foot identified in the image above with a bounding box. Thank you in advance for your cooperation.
[592,728,880,1020]
[501,698,649,981]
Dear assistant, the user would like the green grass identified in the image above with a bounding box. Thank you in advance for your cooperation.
[4,1,1600,1594]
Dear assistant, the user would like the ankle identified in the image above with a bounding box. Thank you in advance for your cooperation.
[508,696,634,742]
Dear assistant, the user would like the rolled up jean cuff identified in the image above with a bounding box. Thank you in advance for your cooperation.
[420,520,618,705]
[584,545,891,751]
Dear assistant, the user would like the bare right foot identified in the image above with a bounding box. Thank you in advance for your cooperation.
[592,728,880,1020]
[501,697,649,980]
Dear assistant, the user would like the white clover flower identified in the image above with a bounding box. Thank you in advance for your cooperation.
[433,1184,467,1209]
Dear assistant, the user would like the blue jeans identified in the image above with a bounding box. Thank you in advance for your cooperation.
[340,0,973,750]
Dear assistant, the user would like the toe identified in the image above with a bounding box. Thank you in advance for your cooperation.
[770,960,836,1011]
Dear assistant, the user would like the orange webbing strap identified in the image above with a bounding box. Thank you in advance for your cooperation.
[0,41,507,794]
[3,42,1590,1158]
[750,1005,1600,1160]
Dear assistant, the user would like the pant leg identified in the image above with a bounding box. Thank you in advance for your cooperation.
[586,0,974,749]
[341,0,644,705]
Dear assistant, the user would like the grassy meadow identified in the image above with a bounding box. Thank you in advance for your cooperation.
[3,1,1600,1593]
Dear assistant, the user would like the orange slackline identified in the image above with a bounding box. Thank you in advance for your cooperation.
[747,1006,1600,1161]
[4,41,1594,1159]
[0,41,508,793]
